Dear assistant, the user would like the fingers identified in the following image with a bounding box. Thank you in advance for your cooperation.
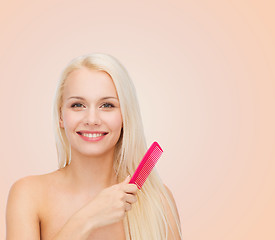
[124,193,137,211]
[125,202,132,212]
[116,176,138,213]
[121,176,138,212]
[123,183,138,194]
[120,176,138,194]
[125,193,137,204]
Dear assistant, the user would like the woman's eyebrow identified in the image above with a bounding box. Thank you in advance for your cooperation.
[67,96,118,101]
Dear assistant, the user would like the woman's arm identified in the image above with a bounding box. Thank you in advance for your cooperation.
[6,175,137,240]
[50,211,97,240]
[52,175,138,240]
[164,185,182,240]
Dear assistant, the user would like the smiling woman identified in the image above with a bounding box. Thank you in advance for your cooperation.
[59,68,123,159]
[6,53,182,240]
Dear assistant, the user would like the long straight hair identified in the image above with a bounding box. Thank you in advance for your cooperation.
[52,53,182,239]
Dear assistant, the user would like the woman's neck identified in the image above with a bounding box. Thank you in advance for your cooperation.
[60,149,118,196]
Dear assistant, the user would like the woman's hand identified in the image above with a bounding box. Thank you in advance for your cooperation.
[77,175,138,230]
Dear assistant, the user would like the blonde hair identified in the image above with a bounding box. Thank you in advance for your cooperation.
[52,53,182,239]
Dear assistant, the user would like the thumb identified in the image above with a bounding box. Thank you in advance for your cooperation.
[122,175,131,184]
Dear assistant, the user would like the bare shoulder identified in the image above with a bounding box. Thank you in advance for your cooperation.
[164,185,180,212]
[9,174,43,192]
[6,171,60,240]
[163,184,182,240]
[6,171,59,215]
[7,175,44,208]
[164,185,177,205]
[8,171,60,198]
[6,175,41,239]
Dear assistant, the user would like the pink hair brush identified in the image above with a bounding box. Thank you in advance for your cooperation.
[129,141,163,189]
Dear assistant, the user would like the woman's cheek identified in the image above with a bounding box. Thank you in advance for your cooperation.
[63,110,79,130]
[111,112,123,130]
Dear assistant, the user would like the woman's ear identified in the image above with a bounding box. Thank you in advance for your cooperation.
[59,118,64,128]
[59,108,64,128]
[59,113,64,128]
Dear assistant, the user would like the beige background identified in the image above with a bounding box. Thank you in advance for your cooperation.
[1,0,275,239]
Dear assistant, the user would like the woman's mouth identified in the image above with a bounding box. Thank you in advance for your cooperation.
[77,131,108,142]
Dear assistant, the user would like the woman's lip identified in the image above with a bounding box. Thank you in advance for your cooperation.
[77,132,108,142]
[77,131,108,134]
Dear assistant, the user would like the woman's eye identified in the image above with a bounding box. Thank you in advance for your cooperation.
[101,103,114,108]
[71,103,84,108]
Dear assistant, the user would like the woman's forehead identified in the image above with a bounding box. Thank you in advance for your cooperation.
[63,68,118,100]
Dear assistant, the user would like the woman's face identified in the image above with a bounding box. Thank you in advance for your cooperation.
[59,67,123,158]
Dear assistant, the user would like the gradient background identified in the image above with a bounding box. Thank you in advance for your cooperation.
[1,0,275,239]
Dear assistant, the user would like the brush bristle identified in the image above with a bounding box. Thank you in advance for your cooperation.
[135,145,163,189]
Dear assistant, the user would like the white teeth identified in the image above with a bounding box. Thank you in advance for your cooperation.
[82,133,104,138]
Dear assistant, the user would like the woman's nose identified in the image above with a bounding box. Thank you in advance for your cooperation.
[84,108,101,126]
